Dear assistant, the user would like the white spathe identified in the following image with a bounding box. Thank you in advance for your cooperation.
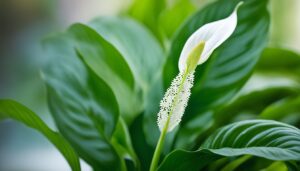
[178,2,242,72]
[157,3,242,133]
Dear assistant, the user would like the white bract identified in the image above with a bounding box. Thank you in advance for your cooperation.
[157,3,242,132]
[179,2,242,72]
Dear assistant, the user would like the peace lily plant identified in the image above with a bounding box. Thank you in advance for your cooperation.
[1,0,300,171]
[150,3,242,170]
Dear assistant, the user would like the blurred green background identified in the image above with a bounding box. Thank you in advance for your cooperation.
[0,0,299,170]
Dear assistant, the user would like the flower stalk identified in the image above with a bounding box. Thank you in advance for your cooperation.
[149,2,242,170]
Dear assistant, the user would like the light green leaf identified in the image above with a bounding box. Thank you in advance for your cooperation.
[256,48,300,80]
[158,0,196,38]
[0,100,80,171]
[260,96,300,126]
[260,162,287,171]
[127,0,166,42]
[158,120,300,171]
[42,32,122,170]
[220,155,252,171]
[69,23,140,123]
[163,0,270,149]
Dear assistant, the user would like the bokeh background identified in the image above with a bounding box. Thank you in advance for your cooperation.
[0,0,299,170]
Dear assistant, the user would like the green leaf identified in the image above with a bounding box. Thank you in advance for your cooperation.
[260,96,300,126]
[214,86,300,127]
[111,117,140,169]
[130,114,155,171]
[85,17,167,149]
[88,17,165,93]
[165,0,270,149]
[158,120,300,171]
[158,0,196,38]
[220,155,252,171]
[127,0,166,42]
[0,100,80,171]
[256,48,300,80]
[69,23,140,123]
[260,162,288,171]
[42,32,122,170]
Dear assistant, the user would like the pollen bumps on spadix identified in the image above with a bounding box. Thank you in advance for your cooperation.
[157,71,194,132]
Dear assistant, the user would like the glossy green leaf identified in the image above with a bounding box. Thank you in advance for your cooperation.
[164,0,270,149]
[88,17,165,92]
[42,32,122,170]
[0,100,80,171]
[88,18,166,118]
[158,120,300,171]
[69,23,140,123]
[202,120,300,160]
[85,17,168,149]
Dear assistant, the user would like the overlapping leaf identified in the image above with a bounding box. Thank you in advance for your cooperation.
[69,23,140,123]
[42,32,123,170]
[158,120,300,171]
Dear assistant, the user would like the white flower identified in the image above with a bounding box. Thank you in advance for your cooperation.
[178,2,242,72]
[157,2,242,132]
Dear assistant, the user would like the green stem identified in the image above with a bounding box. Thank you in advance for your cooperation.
[149,70,190,171]
[149,117,169,171]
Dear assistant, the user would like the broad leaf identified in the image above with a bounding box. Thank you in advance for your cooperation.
[69,23,140,123]
[88,17,166,128]
[42,32,123,170]
[163,0,270,148]
[158,120,300,171]
[88,17,165,94]
[0,100,80,171]
[85,17,168,150]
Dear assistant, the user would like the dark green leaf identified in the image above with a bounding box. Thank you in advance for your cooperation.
[215,86,300,127]
[163,0,270,148]
[111,117,140,169]
[0,100,80,171]
[130,114,155,171]
[42,32,122,170]
[158,120,300,171]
